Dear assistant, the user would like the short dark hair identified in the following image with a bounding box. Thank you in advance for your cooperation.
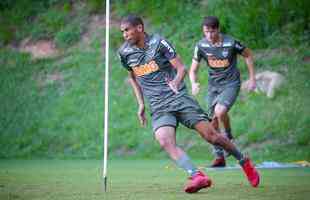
[202,16,219,29]
[121,14,144,28]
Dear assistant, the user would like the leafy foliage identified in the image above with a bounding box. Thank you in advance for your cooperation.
[0,0,309,159]
[54,23,82,48]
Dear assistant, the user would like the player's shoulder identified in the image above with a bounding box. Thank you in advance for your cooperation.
[195,37,210,49]
[118,42,134,57]
[151,33,169,46]
[151,34,176,52]
[150,33,162,41]
[222,34,241,47]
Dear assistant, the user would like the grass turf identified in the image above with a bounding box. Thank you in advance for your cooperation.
[0,160,309,200]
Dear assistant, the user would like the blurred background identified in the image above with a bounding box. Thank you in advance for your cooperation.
[0,0,309,161]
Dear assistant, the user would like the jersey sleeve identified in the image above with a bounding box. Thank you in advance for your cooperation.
[118,52,131,71]
[233,40,246,54]
[193,44,202,62]
[158,38,177,60]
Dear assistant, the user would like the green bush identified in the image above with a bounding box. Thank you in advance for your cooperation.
[54,24,82,48]
[1,0,309,159]
[0,0,48,42]
[110,27,123,49]
[203,0,309,48]
[86,0,104,13]
[113,0,309,49]
[0,24,14,46]
[32,8,68,39]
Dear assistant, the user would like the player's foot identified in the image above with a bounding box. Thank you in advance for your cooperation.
[184,171,212,193]
[240,157,260,187]
[210,156,226,167]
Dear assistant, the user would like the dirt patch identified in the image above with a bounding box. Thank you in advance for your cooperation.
[81,14,120,44]
[255,47,296,60]
[19,38,58,59]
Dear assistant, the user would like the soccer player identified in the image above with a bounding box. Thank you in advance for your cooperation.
[118,15,259,193]
[189,16,256,167]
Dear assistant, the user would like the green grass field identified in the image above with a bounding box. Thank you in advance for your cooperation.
[0,160,309,200]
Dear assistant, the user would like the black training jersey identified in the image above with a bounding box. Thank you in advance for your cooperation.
[193,34,246,86]
[118,33,187,114]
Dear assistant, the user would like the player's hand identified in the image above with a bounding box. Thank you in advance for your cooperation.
[137,105,147,127]
[167,79,179,94]
[248,79,256,91]
[191,82,200,96]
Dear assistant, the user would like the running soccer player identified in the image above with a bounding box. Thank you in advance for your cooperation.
[189,16,256,167]
[118,15,259,193]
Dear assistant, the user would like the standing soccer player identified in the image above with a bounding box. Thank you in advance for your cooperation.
[189,16,256,167]
[118,15,259,193]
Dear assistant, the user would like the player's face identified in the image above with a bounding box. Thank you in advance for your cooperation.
[120,22,143,45]
[203,26,219,43]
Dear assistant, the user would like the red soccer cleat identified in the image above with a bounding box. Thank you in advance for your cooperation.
[210,156,226,168]
[241,157,260,187]
[184,171,212,193]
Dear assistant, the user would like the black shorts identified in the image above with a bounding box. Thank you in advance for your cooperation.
[151,95,210,133]
[207,84,240,117]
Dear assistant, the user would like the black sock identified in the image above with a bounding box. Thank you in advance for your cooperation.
[229,148,244,161]
[224,128,233,140]
[239,157,247,166]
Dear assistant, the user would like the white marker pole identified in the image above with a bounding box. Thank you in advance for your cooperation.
[103,0,110,192]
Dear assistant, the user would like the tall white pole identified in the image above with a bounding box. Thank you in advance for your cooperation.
[103,0,110,192]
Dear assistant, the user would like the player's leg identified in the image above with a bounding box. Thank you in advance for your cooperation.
[195,121,241,160]
[215,104,231,136]
[210,104,228,167]
[206,88,227,166]
[216,85,240,139]
[154,126,197,174]
[152,114,211,193]
[154,126,211,193]
[211,85,240,166]
[175,95,259,187]
[194,120,260,187]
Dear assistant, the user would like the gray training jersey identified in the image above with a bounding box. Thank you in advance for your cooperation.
[193,34,246,87]
[118,34,187,114]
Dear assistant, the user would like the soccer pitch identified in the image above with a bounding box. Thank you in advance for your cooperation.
[0,160,309,200]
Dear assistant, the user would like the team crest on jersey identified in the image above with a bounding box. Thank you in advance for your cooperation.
[149,38,157,45]
[222,49,229,57]
[133,60,159,76]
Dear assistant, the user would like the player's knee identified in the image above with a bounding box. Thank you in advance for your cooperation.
[210,134,225,146]
[156,137,172,149]
[211,117,218,126]
[214,135,223,146]
[202,128,218,144]
[214,110,226,120]
[214,104,228,119]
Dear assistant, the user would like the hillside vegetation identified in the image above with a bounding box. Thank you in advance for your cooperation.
[0,0,309,161]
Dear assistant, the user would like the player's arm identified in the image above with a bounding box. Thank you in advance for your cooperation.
[241,48,256,91]
[189,59,201,96]
[159,38,187,94]
[128,71,146,126]
[189,45,202,95]
[169,56,187,94]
